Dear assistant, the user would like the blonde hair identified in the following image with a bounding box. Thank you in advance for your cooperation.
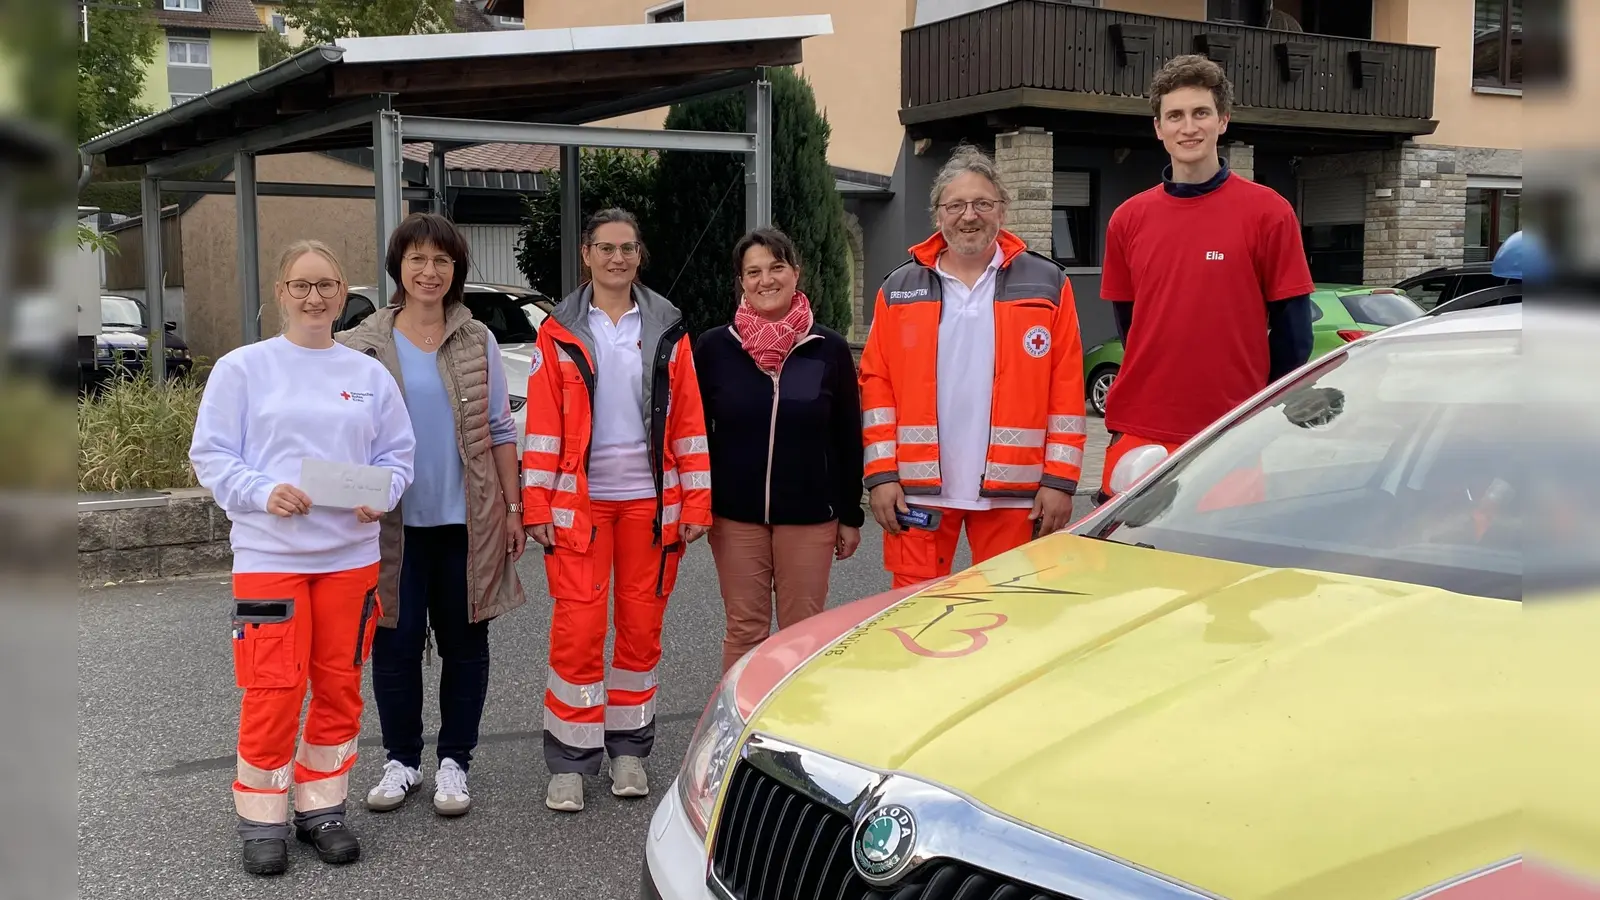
[274,240,348,334]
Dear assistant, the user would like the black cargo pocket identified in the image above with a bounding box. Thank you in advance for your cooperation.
[655,542,685,598]
[231,599,297,689]
[352,587,378,668]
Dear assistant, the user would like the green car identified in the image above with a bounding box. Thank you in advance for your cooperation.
[1082,284,1423,417]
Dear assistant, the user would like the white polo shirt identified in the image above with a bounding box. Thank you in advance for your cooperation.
[586,303,657,501]
[925,245,1029,511]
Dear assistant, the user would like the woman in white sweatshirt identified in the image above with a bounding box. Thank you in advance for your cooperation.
[189,239,416,877]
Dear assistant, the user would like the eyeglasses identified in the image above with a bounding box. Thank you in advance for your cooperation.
[403,253,455,272]
[937,198,1004,217]
[285,279,343,299]
[588,241,642,259]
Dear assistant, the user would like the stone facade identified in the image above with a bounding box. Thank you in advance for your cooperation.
[841,209,867,342]
[78,488,233,587]
[1301,142,1470,284]
[994,127,1053,255]
[1222,142,1255,181]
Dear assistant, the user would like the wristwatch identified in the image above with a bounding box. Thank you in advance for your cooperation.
[506,502,522,514]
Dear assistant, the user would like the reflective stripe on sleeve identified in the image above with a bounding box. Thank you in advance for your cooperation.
[555,473,578,494]
[897,425,938,445]
[552,508,576,529]
[663,503,681,525]
[523,468,555,489]
[673,436,708,456]
[864,441,896,464]
[1049,415,1088,435]
[1046,444,1084,466]
[899,461,941,481]
[523,434,561,454]
[863,407,896,428]
[990,427,1046,448]
[682,471,711,490]
[985,462,1043,483]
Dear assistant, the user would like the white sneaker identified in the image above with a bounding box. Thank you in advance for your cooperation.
[546,773,584,812]
[365,759,421,812]
[610,755,649,798]
[433,758,470,817]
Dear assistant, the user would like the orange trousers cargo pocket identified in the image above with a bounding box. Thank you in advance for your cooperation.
[230,598,299,690]
[544,547,593,603]
[882,527,942,581]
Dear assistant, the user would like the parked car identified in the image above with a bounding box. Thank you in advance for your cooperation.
[1392,261,1512,312]
[339,281,555,438]
[1081,285,1423,417]
[1423,230,1541,318]
[81,294,193,392]
[644,304,1535,900]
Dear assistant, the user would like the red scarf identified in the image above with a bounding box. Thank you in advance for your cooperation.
[735,291,813,372]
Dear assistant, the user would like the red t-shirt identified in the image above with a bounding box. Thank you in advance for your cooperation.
[1099,174,1314,444]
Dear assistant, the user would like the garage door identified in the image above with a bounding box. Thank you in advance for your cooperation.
[460,225,531,289]
[1299,176,1366,225]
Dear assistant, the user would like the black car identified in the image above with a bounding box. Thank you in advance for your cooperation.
[1393,262,1513,312]
[82,294,194,391]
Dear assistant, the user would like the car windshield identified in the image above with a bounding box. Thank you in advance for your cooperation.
[101,297,145,328]
[464,292,538,343]
[1340,291,1423,326]
[1087,330,1525,600]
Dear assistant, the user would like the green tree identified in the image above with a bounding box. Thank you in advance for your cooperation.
[259,26,296,68]
[75,1,161,143]
[280,0,455,44]
[648,67,852,338]
[515,149,658,300]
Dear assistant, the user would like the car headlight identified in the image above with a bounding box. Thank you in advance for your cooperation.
[677,649,753,838]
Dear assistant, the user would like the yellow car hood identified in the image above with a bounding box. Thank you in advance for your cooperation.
[745,535,1519,900]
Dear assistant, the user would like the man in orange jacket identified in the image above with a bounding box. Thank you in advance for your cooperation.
[860,145,1087,588]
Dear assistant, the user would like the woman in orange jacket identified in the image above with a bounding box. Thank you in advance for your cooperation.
[520,208,712,813]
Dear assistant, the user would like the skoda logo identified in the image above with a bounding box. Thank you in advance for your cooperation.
[853,804,917,881]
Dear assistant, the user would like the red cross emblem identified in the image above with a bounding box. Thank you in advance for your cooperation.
[341,391,352,400]
[1024,326,1051,358]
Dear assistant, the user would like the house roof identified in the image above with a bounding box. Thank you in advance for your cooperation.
[152,0,265,33]
[402,142,560,173]
[82,15,832,169]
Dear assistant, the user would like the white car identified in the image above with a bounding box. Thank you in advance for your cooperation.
[340,282,554,439]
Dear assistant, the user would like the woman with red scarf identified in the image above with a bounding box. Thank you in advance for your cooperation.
[692,228,865,673]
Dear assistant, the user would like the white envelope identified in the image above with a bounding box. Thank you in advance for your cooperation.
[299,458,393,511]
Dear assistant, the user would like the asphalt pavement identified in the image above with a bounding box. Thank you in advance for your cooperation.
[78,425,1108,900]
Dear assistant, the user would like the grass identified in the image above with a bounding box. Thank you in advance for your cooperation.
[77,363,207,493]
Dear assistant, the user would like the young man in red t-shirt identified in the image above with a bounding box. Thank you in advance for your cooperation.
[1096,54,1315,504]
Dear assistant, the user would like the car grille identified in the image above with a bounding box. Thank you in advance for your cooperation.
[710,761,1072,900]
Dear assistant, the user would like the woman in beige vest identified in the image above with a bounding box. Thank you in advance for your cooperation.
[335,212,527,818]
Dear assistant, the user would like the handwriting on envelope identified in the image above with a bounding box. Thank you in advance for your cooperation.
[299,458,393,510]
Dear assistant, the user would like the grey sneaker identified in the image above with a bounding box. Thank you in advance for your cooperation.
[545,773,584,812]
[432,758,470,817]
[365,759,421,812]
[610,755,649,798]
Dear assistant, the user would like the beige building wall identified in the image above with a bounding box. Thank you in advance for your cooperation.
[180,153,379,363]
[516,0,911,175]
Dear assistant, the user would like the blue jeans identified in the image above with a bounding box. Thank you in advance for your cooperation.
[370,525,491,771]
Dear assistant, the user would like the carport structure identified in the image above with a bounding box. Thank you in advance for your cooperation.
[78,15,834,363]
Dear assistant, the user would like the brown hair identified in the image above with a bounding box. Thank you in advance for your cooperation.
[1149,54,1234,119]
[581,207,650,279]
[732,227,803,280]
[385,212,471,307]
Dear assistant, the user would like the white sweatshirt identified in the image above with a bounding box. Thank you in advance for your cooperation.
[189,336,417,574]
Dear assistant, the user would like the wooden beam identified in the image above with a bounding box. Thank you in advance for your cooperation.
[330,40,800,97]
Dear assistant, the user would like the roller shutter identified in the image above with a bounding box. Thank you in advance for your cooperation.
[1299,176,1366,225]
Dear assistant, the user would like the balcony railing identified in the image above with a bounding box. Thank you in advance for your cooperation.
[902,0,1437,127]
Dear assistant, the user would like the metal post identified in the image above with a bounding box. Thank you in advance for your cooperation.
[560,145,581,297]
[373,108,402,301]
[745,70,773,231]
[140,176,167,370]
[235,151,261,344]
[428,144,448,217]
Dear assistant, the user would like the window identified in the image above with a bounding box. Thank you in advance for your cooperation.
[1400,275,1455,311]
[1208,0,1265,25]
[1473,0,1522,88]
[170,93,200,107]
[1051,170,1095,268]
[1465,187,1520,263]
[163,0,201,10]
[168,38,210,66]
[491,15,523,27]
[270,13,286,34]
[646,1,685,24]
[1339,292,1423,327]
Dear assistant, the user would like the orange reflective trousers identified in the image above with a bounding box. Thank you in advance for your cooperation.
[542,499,683,774]
[884,507,1036,589]
[230,564,380,839]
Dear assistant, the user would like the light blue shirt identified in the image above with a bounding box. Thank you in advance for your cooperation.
[395,328,517,527]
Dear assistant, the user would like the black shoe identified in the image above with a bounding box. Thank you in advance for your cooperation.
[241,838,288,876]
[295,820,361,865]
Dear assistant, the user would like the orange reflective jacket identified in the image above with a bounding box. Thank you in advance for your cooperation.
[859,230,1087,498]
[520,284,712,553]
